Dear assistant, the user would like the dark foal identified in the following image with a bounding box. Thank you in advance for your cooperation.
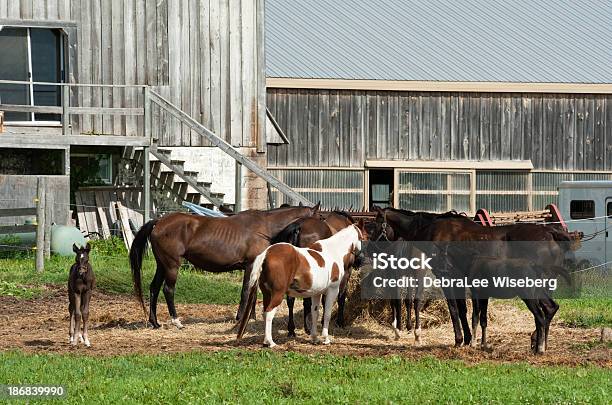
[68,243,96,347]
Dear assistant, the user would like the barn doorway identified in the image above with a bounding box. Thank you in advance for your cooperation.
[368,169,394,209]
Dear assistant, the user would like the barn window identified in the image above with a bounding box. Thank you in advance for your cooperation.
[475,170,529,212]
[397,170,471,213]
[0,27,64,122]
[570,200,594,219]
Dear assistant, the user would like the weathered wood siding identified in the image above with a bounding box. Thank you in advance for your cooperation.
[0,0,265,147]
[267,89,612,171]
[0,175,70,226]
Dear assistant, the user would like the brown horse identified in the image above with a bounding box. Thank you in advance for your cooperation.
[237,220,369,347]
[372,207,574,352]
[272,211,355,336]
[130,204,319,328]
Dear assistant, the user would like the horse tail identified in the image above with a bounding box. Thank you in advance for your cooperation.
[237,249,267,339]
[130,219,158,317]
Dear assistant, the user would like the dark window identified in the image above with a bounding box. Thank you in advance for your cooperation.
[570,200,595,219]
[0,27,63,122]
[607,202,612,218]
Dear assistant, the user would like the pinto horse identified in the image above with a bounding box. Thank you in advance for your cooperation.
[237,220,368,347]
[130,204,319,328]
[271,211,355,336]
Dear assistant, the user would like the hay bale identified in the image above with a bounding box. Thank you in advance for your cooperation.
[335,268,450,329]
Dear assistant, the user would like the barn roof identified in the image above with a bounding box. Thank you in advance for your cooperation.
[265,0,612,84]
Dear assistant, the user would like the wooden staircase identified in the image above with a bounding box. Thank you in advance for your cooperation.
[122,146,232,211]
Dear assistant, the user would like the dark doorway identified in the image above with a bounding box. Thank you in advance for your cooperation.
[369,169,394,209]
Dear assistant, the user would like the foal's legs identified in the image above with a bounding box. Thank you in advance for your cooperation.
[72,293,82,346]
[286,295,296,337]
[321,288,339,345]
[81,290,92,347]
[310,294,322,344]
[163,267,183,329]
[68,295,76,344]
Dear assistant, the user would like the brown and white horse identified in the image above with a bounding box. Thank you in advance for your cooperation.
[237,220,368,347]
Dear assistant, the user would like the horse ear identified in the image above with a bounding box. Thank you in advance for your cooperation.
[73,243,79,253]
[372,205,383,214]
[312,201,321,213]
[85,243,91,252]
[298,201,303,207]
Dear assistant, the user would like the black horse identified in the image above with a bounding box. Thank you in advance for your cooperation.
[371,207,575,353]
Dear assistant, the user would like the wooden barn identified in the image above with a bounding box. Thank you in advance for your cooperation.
[264,0,612,213]
[0,0,307,234]
[1,0,611,232]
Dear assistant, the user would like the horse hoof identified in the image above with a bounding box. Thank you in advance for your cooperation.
[323,338,331,345]
[393,329,401,340]
[470,341,477,348]
[311,337,321,345]
[288,331,296,338]
[84,339,91,347]
[263,341,277,348]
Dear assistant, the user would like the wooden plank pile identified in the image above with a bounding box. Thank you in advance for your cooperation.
[74,187,148,249]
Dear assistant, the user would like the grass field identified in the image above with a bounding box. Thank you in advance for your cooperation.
[0,350,610,404]
[0,247,243,305]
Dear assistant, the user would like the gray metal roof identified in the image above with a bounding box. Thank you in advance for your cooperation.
[265,0,612,83]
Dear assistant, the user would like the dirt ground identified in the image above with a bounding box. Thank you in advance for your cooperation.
[0,286,609,367]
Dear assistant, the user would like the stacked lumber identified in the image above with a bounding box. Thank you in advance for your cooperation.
[487,210,552,225]
[74,187,150,249]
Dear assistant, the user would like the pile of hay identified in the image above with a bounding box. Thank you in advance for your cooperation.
[335,268,450,329]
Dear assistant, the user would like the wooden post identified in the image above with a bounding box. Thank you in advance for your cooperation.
[44,190,53,259]
[234,161,242,212]
[35,177,46,272]
[0,111,4,133]
[143,146,151,223]
[62,85,70,135]
[144,87,152,140]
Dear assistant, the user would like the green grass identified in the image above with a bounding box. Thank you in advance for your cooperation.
[0,252,243,305]
[0,350,609,404]
[557,298,612,328]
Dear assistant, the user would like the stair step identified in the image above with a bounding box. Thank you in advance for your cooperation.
[172,182,189,199]
[186,193,202,204]
[156,148,172,156]
[150,161,162,177]
[170,160,185,168]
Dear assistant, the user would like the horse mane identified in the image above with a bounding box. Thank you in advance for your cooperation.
[331,210,356,224]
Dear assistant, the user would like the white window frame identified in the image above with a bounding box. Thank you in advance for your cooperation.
[0,26,64,125]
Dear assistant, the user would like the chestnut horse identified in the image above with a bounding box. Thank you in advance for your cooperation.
[237,220,368,347]
[271,211,355,336]
[130,204,319,328]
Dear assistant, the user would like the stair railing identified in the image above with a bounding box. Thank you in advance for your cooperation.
[145,89,312,206]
